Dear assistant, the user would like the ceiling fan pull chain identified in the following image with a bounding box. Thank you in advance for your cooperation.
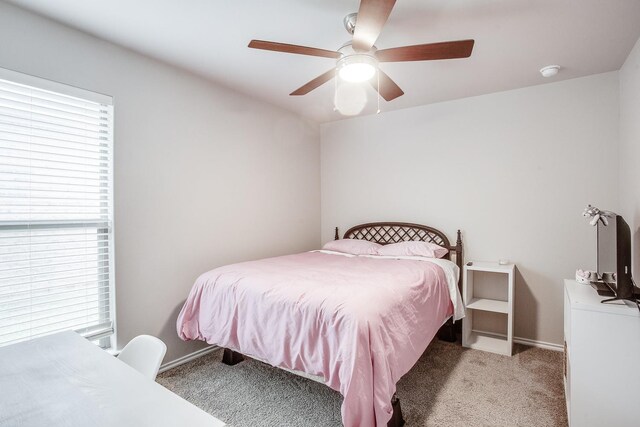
[333,66,338,111]
[376,71,381,114]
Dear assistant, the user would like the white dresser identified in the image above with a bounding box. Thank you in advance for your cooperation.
[564,279,640,427]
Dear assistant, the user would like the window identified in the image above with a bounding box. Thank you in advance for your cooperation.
[0,68,114,348]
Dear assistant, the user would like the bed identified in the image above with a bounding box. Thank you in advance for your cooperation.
[177,222,464,427]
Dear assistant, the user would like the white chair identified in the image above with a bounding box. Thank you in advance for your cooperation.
[117,335,167,381]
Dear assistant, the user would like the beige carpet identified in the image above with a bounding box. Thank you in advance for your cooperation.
[158,340,567,427]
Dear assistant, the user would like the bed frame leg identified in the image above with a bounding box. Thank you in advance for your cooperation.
[222,348,245,365]
[437,318,457,343]
[387,394,405,427]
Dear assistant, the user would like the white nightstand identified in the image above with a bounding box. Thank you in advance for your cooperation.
[461,261,515,356]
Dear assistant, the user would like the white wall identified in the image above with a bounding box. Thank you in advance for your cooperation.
[619,37,640,280]
[1,0,633,359]
[0,2,321,362]
[321,72,620,346]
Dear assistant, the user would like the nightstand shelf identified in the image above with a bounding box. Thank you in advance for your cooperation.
[465,330,511,355]
[465,297,509,313]
[462,262,515,356]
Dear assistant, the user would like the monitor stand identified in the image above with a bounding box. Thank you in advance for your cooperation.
[591,280,615,296]
[591,280,640,303]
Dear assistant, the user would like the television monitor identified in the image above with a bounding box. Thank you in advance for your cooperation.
[596,215,634,300]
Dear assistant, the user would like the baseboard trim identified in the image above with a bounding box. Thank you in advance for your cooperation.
[513,336,563,352]
[469,329,564,352]
[157,335,562,374]
[159,344,219,373]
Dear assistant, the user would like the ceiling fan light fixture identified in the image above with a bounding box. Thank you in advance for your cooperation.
[337,54,377,83]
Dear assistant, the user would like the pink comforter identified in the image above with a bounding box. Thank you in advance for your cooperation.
[177,251,453,427]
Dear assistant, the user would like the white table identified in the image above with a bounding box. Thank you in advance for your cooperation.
[0,331,226,427]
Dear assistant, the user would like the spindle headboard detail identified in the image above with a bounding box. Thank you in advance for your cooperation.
[335,222,463,291]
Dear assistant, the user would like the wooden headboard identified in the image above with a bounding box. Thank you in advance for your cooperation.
[335,222,463,291]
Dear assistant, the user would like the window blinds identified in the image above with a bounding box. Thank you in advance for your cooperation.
[0,68,114,348]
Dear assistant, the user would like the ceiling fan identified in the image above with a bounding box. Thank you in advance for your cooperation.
[248,0,475,102]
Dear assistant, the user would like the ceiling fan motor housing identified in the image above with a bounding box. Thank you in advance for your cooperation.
[343,13,358,35]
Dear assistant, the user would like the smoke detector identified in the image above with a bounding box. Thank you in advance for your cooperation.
[540,65,560,78]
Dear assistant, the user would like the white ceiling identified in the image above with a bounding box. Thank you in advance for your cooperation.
[6,0,640,122]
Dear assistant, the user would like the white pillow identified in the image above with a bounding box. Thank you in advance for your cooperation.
[376,241,449,259]
[322,239,382,255]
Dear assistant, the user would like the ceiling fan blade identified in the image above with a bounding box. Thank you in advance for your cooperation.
[352,0,397,52]
[290,69,336,96]
[248,40,341,59]
[371,70,404,101]
[376,39,475,62]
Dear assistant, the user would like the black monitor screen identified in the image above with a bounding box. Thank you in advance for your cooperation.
[597,219,617,278]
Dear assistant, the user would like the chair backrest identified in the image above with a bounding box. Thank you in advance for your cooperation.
[117,335,167,381]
